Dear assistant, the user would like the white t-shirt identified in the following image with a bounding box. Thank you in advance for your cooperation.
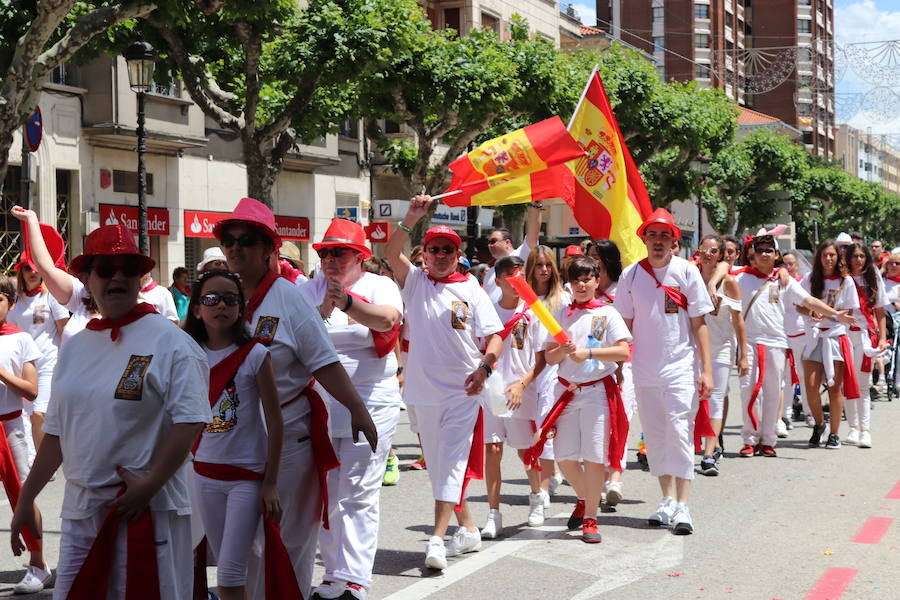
[298,272,404,436]
[248,277,339,428]
[851,274,890,331]
[482,242,532,303]
[735,271,809,349]
[493,303,544,421]
[783,276,806,337]
[801,275,859,338]
[614,256,714,384]
[552,303,631,385]
[61,275,97,346]
[0,332,41,414]
[195,343,269,471]
[885,276,900,311]
[8,290,68,372]
[401,268,503,406]
[140,281,179,323]
[704,283,742,364]
[43,312,211,520]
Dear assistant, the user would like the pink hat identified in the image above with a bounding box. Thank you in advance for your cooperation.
[312,219,372,259]
[636,208,681,239]
[212,197,281,249]
[423,225,461,248]
[69,224,155,275]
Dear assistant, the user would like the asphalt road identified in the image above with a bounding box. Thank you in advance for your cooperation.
[3,377,900,599]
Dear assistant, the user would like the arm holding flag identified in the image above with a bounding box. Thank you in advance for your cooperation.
[384,195,431,289]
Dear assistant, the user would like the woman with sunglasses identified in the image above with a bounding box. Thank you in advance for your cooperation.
[214,198,376,599]
[883,253,900,311]
[800,241,861,449]
[11,223,211,599]
[298,219,403,600]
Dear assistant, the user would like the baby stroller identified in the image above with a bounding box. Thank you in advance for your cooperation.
[885,311,900,401]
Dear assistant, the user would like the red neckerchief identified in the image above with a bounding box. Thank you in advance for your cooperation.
[140,280,158,293]
[825,275,843,280]
[345,289,401,357]
[852,279,877,330]
[729,266,749,276]
[598,290,615,303]
[566,298,606,317]
[246,270,280,323]
[0,323,24,335]
[86,303,158,342]
[498,304,530,340]
[427,271,469,284]
[638,259,688,310]
[22,286,41,297]
[887,275,900,284]
[743,267,778,280]
[279,259,303,284]
[174,283,191,297]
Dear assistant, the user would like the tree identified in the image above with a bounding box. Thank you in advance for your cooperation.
[0,0,157,188]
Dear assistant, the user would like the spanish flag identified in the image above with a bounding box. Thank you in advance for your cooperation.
[566,68,653,265]
[442,116,584,207]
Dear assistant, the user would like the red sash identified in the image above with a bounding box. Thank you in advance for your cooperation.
[693,396,716,452]
[456,407,484,512]
[0,408,40,552]
[428,272,469,285]
[786,349,800,386]
[566,298,606,318]
[839,334,861,399]
[246,270,281,323]
[86,303,158,342]
[852,280,879,373]
[345,290,401,357]
[746,343,765,431]
[522,376,628,472]
[401,339,410,353]
[140,281,159,293]
[191,462,303,600]
[67,507,159,600]
[498,308,529,340]
[638,259,687,310]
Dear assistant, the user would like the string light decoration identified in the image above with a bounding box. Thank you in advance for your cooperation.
[710,46,799,95]
[843,40,900,88]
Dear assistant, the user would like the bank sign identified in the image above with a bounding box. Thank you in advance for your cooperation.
[100,204,170,236]
[184,210,310,241]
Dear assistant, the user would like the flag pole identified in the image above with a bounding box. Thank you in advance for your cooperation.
[429,189,463,201]
[567,65,600,131]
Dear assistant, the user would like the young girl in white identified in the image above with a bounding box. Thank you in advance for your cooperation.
[184,270,289,600]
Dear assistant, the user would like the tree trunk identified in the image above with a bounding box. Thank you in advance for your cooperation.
[0,125,15,195]
[243,135,279,207]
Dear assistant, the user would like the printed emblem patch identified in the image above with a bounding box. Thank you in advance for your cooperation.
[32,305,46,325]
[254,316,280,344]
[591,315,607,340]
[826,289,838,308]
[207,379,239,433]
[511,321,527,350]
[768,284,780,303]
[664,286,682,314]
[450,301,469,330]
[114,355,153,401]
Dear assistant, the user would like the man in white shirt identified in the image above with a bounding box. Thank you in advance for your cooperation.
[481,204,542,302]
[139,274,179,323]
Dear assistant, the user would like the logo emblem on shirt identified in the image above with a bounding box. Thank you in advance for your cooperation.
[206,379,239,433]
[32,305,46,325]
[511,321,527,350]
[450,301,469,330]
[254,316,280,344]
[114,355,153,401]
[768,285,780,303]
[826,289,838,308]
[664,286,681,314]
[591,315,607,340]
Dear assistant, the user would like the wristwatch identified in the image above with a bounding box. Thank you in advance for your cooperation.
[478,361,492,377]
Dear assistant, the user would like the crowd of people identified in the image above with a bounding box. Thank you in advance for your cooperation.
[0,195,897,600]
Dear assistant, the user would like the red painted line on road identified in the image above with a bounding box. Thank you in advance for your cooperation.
[804,568,858,600]
[885,480,900,499]
[851,517,894,544]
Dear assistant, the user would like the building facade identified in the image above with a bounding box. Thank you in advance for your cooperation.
[836,124,900,196]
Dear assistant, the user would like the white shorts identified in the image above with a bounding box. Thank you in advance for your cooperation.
[803,336,843,364]
[550,382,610,465]
[483,413,535,450]
[416,400,480,503]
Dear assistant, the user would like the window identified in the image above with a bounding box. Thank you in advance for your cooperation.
[113,170,154,195]
[694,3,710,19]
[383,119,400,134]
[802,132,813,145]
[652,7,664,22]
[50,63,78,87]
[481,12,499,33]
[339,118,359,139]
[653,36,665,52]
[695,33,710,48]
[696,63,711,79]
[443,7,460,32]
[798,19,811,33]
[56,170,72,262]
[655,64,666,79]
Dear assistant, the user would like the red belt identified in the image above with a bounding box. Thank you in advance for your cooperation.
[192,462,302,600]
[0,409,39,552]
[455,406,484,513]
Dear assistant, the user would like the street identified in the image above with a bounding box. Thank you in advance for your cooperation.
[2,377,900,599]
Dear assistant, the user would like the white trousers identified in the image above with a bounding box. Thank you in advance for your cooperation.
[635,377,697,480]
[2,416,30,483]
[53,509,192,600]
[740,344,786,447]
[709,362,732,420]
[194,474,262,587]
[784,335,810,417]
[416,400,480,503]
[318,408,397,588]
[847,330,872,431]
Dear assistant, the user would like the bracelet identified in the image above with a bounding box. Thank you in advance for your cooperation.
[343,293,353,311]
[478,361,492,377]
[399,223,413,234]
[530,200,543,209]
[396,366,404,375]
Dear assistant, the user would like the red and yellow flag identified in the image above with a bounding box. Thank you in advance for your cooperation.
[442,116,584,207]
[566,68,653,265]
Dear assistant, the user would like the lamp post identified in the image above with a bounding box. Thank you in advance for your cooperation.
[691,156,710,242]
[123,40,157,255]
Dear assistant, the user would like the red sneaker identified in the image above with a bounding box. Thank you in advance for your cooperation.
[409,457,427,470]
[567,499,586,530]
[582,517,602,543]
[739,444,755,457]
[760,445,777,457]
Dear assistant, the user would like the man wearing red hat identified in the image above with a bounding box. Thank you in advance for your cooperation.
[385,195,505,571]
[614,208,714,535]
[11,223,212,599]
[298,219,403,600]
[213,198,376,598]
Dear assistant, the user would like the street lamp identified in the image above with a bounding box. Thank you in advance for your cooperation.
[691,156,710,241]
[123,40,157,255]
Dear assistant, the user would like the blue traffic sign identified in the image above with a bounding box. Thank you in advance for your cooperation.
[24,107,42,152]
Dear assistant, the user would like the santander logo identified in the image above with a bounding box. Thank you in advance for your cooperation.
[190,214,203,234]
[370,224,387,240]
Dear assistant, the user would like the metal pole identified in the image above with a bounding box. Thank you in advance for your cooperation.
[19,131,32,251]
[136,90,149,255]
[697,177,703,242]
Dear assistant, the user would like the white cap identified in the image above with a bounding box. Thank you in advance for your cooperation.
[835,232,853,246]
[196,246,227,272]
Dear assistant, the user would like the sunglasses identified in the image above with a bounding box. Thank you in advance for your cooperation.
[92,259,144,278]
[888,261,900,266]
[487,239,504,246]
[412,260,424,267]
[199,292,241,307]
[426,246,456,256]
[221,233,262,249]
[754,247,776,255]
[317,247,357,259]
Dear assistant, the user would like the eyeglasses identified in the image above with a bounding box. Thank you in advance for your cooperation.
[426,245,456,256]
[317,247,357,259]
[199,292,241,307]
[92,258,144,278]
[754,247,776,255]
[412,260,424,267]
[888,261,900,266]
[221,233,262,249]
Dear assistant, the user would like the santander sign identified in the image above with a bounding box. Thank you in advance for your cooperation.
[99,204,170,236]
[184,210,310,241]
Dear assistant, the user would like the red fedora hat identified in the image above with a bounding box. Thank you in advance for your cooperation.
[423,225,461,249]
[312,219,372,259]
[16,223,67,271]
[212,197,281,249]
[69,224,156,275]
[564,244,582,257]
[636,208,681,239]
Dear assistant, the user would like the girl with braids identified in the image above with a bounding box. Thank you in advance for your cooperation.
[843,243,889,448]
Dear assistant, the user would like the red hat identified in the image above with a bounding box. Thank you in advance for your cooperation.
[212,197,281,249]
[69,224,156,275]
[564,245,582,257]
[636,208,681,239]
[16,223,67,272]
[423,225,461,248]
[312,219,372,259]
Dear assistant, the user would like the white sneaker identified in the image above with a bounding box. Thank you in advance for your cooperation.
[859,430,872,448]
[311,580,347,600]
[846,427,860,445]
[805,414,816,428]
[605,481,624,506]
[672,503,694,535]
[13,564,51,594]
[480,509,502,539]
[542,490,551,508]
[343,583,368,600]
[447,526,482,556]
[424,536,447,570]
[549,472,564,496]
[528,492,546,526]
[648,496,676,527]
[776,418,788,438]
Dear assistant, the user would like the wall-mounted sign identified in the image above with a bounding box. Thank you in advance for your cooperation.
[24,107,42,152]
[100,203,170,236]
[336,207,358,222]
[365,221,390,243]
[184,210,310,241]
